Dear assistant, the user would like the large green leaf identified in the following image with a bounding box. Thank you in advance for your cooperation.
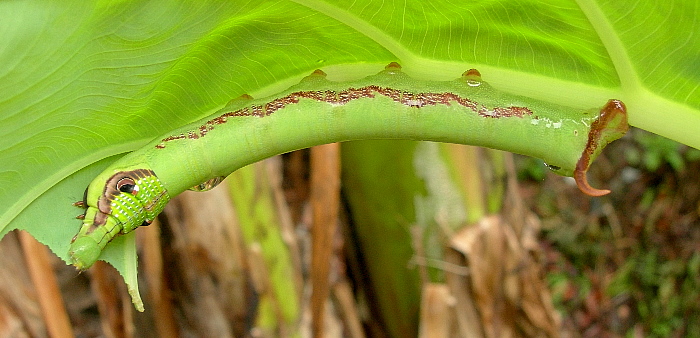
[1,0,697,308]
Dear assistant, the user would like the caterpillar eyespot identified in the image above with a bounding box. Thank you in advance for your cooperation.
[68,62,629,270]
[70,169,169,270]
[116,177,138,195]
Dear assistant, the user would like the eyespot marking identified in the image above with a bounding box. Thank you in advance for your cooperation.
[116,177,138,195]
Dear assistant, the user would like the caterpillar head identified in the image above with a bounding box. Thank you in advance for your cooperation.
[69,169,170,270]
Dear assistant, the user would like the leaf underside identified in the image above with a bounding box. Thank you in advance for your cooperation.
[0,0,697,307]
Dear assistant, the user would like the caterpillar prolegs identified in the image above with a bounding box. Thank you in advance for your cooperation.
[68,62,628,270]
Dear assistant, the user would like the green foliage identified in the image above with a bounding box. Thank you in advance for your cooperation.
[608,251,700,337]
[1,0,698,308]
[545,217,700,336]
[342,140,424,337]
[226,164,300,331]
[627,131,700,172]
[542,133,700,336]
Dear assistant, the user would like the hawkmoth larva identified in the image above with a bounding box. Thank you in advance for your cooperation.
[68,62,629,270]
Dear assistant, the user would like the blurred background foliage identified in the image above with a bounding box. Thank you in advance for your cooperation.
[1,0,698,336]
[528,130,700,337]
[3,129,700,337]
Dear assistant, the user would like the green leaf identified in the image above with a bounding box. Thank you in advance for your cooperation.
[1,0,698,308]
[341,140,423,337]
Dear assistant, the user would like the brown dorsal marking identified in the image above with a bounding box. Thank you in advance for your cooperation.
[156,66,532,148]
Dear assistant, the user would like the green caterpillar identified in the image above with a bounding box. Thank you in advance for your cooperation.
[69,62,628,270]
